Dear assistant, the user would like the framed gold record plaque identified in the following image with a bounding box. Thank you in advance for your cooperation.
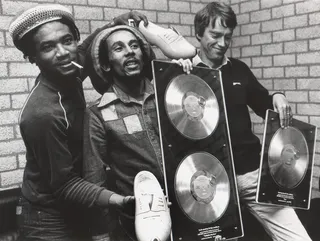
[256,109,317,209]
[152,60,243,240]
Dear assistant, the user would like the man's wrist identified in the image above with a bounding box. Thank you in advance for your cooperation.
[96,189,115,207]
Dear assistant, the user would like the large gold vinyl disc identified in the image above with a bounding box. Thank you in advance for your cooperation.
[165,74,219,140]
[268,126,309,189]
[175,152,230,224]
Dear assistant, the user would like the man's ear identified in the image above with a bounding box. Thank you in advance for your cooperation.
[196,34,201,42]
[101,64,110,72]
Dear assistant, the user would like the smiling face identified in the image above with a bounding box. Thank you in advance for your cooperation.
[198,17,233,68]
[105,30,144,79]
[32,21,78,79]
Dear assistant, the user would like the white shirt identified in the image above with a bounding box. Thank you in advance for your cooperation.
[192,54,230,70]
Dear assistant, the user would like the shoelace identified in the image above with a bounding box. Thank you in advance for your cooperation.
[137,193,167,214]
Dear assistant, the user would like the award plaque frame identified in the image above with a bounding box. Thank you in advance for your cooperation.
[256,109,317,209]
[152,60,243,240]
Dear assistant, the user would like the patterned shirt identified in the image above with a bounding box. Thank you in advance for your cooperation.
[83,78,165,200]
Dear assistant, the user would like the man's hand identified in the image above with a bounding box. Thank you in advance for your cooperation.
[113,11,148,27]
[109,193,135,218]
[272,93,292,128]
[172,58,193,74]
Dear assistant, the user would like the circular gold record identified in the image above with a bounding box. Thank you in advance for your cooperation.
[175,152,230,224]
[268,126,309,189]
[165,74,219,140]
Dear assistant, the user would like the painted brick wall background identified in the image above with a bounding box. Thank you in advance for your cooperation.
[229,0,320,199]
[0,0,319,198]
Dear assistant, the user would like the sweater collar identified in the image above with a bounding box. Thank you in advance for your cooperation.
[192,54,230,70]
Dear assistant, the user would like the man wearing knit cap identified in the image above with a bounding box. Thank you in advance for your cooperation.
[81,25,195,241]
[9,4,149,241]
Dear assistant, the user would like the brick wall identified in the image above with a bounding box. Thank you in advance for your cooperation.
[230,0,320,198]
[0,0,319,198]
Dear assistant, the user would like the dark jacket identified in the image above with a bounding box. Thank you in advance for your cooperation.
[194,56,274,174]
[19,23,115,211]
[19,74,105,210]
[83,25,159,199]
[82,26,159,237]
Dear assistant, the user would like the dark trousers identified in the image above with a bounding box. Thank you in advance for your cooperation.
[16,196,91,241]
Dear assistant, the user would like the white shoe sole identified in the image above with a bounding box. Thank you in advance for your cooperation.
[139,21,196,59]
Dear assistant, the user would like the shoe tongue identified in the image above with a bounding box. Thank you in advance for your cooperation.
[139,193,167,213]
[138,193,153,213]
[150,195,166,212]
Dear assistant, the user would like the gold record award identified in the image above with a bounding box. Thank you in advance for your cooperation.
[174,152,230,224]
[165,74,219,140]
[268,126,309,189]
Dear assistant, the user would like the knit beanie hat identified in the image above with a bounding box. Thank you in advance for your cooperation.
[9,4,80,53]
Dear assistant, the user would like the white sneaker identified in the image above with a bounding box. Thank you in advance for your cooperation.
[138,21,196,59]
[134,171,171,241]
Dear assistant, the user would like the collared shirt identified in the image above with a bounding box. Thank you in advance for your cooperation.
[83,78,164,200]
[192,54,273,174]
[192,54,229,70]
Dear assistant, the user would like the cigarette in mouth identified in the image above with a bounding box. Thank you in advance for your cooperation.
[71,61,83,69]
